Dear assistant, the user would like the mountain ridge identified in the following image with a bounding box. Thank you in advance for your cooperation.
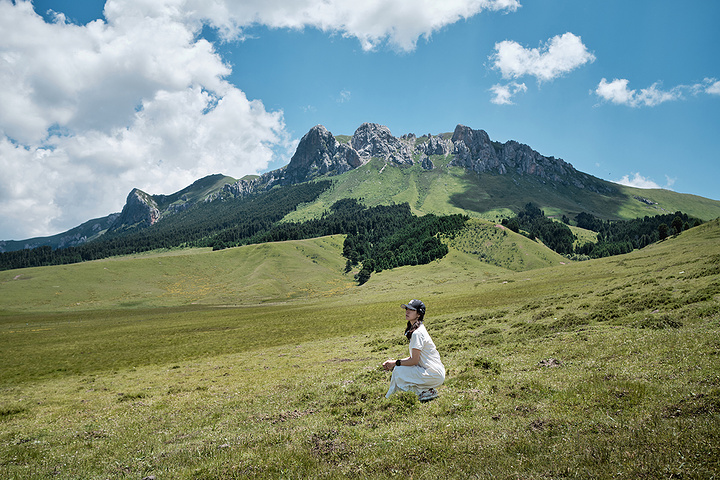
[3,122,720,253]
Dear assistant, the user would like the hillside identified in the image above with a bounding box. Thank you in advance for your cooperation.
[0,217,718,478]
[0,218,564,313]
[0,236,350,312]
[284,155,720,224]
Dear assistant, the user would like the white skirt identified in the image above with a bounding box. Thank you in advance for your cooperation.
[385,365,445,398]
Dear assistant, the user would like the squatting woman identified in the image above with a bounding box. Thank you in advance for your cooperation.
[382,299,445,402]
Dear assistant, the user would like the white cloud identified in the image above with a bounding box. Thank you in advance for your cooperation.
[0,0,521,240]
[490,32,595,82]
[489,82,527,105]
[0,0,286,239]
[615,172,676,191]
[615,173,661,189]
[595,77,720,107]
[205,0,521,52]
[0,1,233,144]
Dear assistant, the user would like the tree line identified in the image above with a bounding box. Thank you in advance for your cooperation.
[0,183,468,284]
[502,203,703,259]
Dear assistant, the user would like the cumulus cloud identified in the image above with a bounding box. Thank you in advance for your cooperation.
[595,77,719,107]
[1,0,518,239]
[0,0,289,239]
[490,32,595,83]
[206,0,522,52]
[489,82,527,105]
[488,32,593,105]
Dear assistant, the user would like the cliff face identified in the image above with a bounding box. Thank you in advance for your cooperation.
[284,125,362,184]
[315,122,611,195]
[448,124,614,194]
[108,189,160,232]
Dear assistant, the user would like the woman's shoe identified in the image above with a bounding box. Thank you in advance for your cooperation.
[419,388,438,402]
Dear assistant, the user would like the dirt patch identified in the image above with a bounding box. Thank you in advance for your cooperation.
[538,358,563,368]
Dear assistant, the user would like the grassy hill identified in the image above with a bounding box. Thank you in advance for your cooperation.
[285,157,720,223]
[1,220,719,478]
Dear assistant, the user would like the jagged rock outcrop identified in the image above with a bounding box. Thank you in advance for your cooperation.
[284,125,363,184]
[351,123,414,165]
[450,126,499,171]
[109,189,160,232]
[448,125,614,194]
[221,177,258,198]
[418,134,452,157]
[421,156,434,170]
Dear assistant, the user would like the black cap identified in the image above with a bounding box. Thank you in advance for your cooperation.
[401,299,425,314]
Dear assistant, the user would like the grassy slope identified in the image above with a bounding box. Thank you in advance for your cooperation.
[0,236,353,313]
[0,220,562,315]
[285,158,720,223]
[1,221,719,478]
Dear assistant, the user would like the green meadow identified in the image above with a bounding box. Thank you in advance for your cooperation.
[1,219,719,478]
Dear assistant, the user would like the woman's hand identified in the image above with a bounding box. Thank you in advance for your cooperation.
[382,359,395,371]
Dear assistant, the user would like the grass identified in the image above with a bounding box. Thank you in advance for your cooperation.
[0,220,719,478]
[446,218,568,271]
[0,236,352,312]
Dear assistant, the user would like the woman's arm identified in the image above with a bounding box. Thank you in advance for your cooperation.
[382,348,421,370]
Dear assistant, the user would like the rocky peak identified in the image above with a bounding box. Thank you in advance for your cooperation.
[283,124,362,184]
[108,121,614,235]
[288,125,338,170]
[351,123,413,164]
[109,188,160,232]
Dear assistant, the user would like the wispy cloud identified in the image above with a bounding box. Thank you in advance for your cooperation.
[707,79,720,95]
[595,77,719,107]
[490,82,527,105]
[336,89,351,103]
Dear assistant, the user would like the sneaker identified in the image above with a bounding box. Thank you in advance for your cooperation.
[419,388,438,402]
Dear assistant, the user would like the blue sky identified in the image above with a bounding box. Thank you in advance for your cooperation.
[1,0,718,240]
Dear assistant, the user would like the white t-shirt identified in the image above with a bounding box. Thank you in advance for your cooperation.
[409,324,445,376]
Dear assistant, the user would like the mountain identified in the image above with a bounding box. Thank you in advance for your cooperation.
[0,214,120,253]
[3,123,720,253]
[108,174,238,234]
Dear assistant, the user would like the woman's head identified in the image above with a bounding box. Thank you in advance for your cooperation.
[402,299,426,323]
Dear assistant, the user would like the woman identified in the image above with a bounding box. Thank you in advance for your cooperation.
[382,299,445,402]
